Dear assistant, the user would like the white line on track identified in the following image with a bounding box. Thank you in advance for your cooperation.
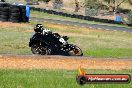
[106,29,109,30]
[57,23,61,24]
[81,26,85,28]
[98,28,102,30]
[44,21,48,22]
[89,27,93,29]
[66,24,70,25]
[52,22,56,24]
[123,31,126,32]
[74,25,78,26]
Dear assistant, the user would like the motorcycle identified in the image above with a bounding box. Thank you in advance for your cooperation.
[29,32,83,56]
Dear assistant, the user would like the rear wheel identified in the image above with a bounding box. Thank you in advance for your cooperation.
[68,46,83,56]
[31,44,50,55]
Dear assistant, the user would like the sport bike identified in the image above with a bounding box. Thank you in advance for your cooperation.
[29,32,83,56]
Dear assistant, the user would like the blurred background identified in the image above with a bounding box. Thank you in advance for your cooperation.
[1,0,132,24]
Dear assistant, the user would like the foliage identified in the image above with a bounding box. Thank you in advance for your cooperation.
[85,0,101,9]
[122,11,132,24]
[127,11,132,24]
[52,0,63,9]
[116,8,131,14]
[85,0,131,11]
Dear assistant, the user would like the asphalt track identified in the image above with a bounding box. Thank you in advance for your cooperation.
[30,17,132,33]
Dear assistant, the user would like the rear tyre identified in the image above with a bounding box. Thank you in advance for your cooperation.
[1,12,9,15]
[68,46,83,56]
[31,43,51,55]
[1,7,9,12]
[0,15,9,19]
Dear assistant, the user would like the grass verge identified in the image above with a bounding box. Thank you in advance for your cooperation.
[0,69,131,88]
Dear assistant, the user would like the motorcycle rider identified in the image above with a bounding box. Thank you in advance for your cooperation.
[34,24,67,45]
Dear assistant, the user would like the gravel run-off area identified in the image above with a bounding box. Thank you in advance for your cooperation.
[0,55,132,70]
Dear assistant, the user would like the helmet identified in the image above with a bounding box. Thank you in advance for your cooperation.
[34,24,44,33]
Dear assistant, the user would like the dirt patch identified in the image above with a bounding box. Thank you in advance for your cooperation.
[0,55,132,70]
[0,21,29,28]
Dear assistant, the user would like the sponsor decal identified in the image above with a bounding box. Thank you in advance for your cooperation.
[76,66,131,85]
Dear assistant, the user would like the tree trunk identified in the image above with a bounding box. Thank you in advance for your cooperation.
[75,0,80,12]
[108,0,115,12]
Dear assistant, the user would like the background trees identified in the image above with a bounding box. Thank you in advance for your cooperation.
[85,0,132,12]
[52,0,63,9]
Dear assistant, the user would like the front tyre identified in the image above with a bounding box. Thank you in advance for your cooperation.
[68,46,83,56]
[31,44,50,55]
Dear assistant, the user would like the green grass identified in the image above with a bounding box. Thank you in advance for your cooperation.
[0,25,32,55]
[0,69,131,88]
[83,48,132,58]
[0,21,132,58]
[30,11,132,29]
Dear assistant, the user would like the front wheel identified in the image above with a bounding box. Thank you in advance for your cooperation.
[68,46,83,56]
[31,43,51,55]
